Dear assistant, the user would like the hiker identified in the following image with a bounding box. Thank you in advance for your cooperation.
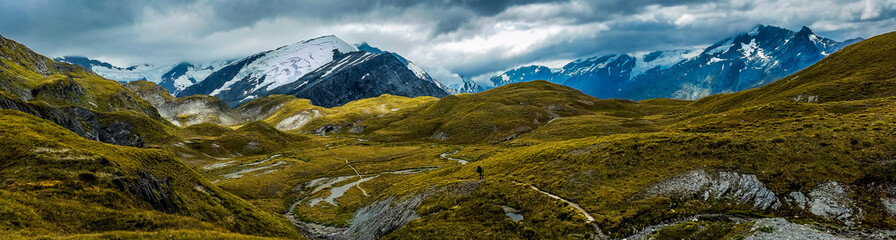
[476,166,483,179]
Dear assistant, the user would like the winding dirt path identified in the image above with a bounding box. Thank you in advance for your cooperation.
[514,181,607,239]
[330,153,370,196]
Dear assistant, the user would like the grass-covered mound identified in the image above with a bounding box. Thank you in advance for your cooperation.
[169,121,310,167]
[0,110,302,239]
[0,34,176,147]
[0,35,162,119]
[300,81,647,143]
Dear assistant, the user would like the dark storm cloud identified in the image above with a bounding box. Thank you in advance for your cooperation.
[0,0,894,87]
[0,0,138,36]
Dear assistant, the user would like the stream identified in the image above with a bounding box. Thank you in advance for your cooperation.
[439,150,469,164]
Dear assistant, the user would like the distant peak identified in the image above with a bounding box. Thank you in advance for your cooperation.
[282,35,350,48]
[798,26,815,35]
[746,24,763,35]
[305,35,343,43]
[58,55,89,60]
[356,42,385,54]
[273,35,359,54]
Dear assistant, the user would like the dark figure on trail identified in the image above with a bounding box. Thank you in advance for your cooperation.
[476,166,483,179]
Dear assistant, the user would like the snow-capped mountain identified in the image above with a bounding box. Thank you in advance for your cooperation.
[178,35,358,105]
[179,35,447,107]
[355,42,453,93]
[446,77,485,94]
[268,51,448,107]
[54,56,231,95]
[490,65,561,86]
[489,25,862,100]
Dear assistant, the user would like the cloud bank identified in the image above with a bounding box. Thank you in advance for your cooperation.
[1,0,894,86]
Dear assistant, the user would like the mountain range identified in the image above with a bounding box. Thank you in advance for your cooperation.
[2,24,896,240]
[58,36,450,108]
[61,25,860,104]
[489,25,863,100]
[54,56,233,95]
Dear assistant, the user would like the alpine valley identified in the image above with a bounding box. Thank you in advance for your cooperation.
[2,20,896,240]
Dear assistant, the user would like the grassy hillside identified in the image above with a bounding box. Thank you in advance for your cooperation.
[0,110,302,239]
[0,34,175,147]
[300,81,654,143]
[169,121,310,167]
[0,35,162,119]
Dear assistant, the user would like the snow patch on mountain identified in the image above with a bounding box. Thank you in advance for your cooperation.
[487,24,860,100]
[55,56,232,94]
[211,35,358,97]
[631,49,701,77]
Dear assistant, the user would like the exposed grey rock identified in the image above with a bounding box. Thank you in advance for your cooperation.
[788,191,809,209]
[641,169,781,210]
[882,197,896,216]
[869,184,896,217]
[276,109,321,131]
[313,124,343,136]
[745,218,849,240]
[808,181,857,223]
[0,95,146,147]
[115,171,177,213]
[239,102,284,122]
[339,195,425,240]
[349,125,366,133]
[624,214,751,240]
[431,131,449,141]
[126,82,241,127]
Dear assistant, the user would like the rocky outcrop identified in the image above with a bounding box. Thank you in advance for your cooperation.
[276,109,322,131]
[641,169,781,210]
[114,171,178,213]
[238,101,285,122]
[0,94,146,147]
[63,106,145,147]
[784,181,861,225]
[744,218,850,240]
[125,81,241,127]
[879,185,896,216]
[31,77,85,105]
[340,195,426,240]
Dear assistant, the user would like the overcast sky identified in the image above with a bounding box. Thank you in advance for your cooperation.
[1,0,894,86]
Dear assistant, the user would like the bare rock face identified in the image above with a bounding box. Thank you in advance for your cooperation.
[276,109,321,131]
[125,82,242,127]
[745,218,851,240]
[313,124,343,136]
[0,95,146,147]
[340,195,426,240]
[642,169,781,210]
[807,181,859,224]
[114,171,177,213]
[784,181,862,225]
[880,185,896,216]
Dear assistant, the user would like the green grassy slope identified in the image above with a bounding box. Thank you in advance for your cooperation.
[302,81,651,143]
[0,110,302,239]
[0,35,162,118]
[0,34,175,146]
